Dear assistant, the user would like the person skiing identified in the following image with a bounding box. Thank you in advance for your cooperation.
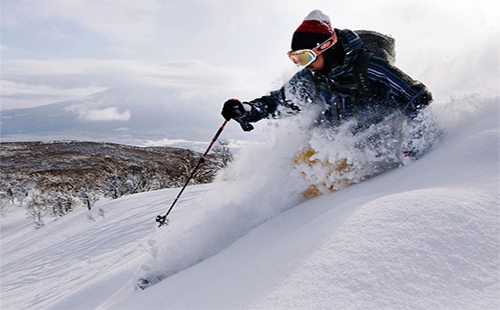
[221,9,432,134]
[221,9,434,197]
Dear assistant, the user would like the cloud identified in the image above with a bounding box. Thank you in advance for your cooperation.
[1,80,106,97]
[0,79,108,110]
[65,103,131,122]
[1,58,272,109]
[2,0,162,45]
[82,107,131,121]
[2,0,498,111]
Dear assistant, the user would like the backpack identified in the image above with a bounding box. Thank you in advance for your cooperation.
[354,30,396,65]
[351,30,397,98]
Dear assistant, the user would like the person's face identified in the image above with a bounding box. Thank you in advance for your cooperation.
[306,54,325,72]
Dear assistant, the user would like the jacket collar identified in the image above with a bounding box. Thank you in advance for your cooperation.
[314,29,362,79]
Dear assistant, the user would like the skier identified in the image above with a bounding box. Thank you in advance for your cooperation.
[222,9,432,133]
[221,10,434,197]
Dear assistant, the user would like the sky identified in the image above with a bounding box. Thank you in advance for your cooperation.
[1,0,499,111]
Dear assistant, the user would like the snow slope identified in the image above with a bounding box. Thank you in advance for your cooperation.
[1,95,499,310]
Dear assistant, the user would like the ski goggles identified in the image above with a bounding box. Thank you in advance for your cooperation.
[287,32,338,67]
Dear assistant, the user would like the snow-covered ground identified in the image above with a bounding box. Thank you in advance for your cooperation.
[1,95,499,310]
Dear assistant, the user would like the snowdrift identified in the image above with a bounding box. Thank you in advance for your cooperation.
[1,95,498,310]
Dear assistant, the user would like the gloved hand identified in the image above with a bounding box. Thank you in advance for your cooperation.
[221,99,254,131]
[221,99,245,120]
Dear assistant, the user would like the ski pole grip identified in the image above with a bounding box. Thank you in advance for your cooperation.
[235,117,254,132]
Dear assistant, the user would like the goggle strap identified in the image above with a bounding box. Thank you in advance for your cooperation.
[311,32,338,55]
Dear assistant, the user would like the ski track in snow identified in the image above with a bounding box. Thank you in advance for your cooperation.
[0,96,499,310]
[1,186,212,309]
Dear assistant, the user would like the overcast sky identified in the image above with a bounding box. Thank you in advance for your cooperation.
[1,0,498,111]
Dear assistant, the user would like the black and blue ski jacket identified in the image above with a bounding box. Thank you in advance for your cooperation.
[243,29,432,126]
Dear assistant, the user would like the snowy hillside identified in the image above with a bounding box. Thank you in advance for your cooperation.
[1,95,499,310]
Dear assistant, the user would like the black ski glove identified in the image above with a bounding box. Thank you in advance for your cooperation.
[221,99,245,120]
[221,99,254,131]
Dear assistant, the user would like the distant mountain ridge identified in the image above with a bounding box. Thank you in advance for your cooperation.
[0,86,247,146]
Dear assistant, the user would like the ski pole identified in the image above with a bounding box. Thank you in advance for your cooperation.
[156,119,229,227]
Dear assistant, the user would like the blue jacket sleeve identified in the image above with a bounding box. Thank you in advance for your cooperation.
[244,88,287,122]
[367,56,432,117]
